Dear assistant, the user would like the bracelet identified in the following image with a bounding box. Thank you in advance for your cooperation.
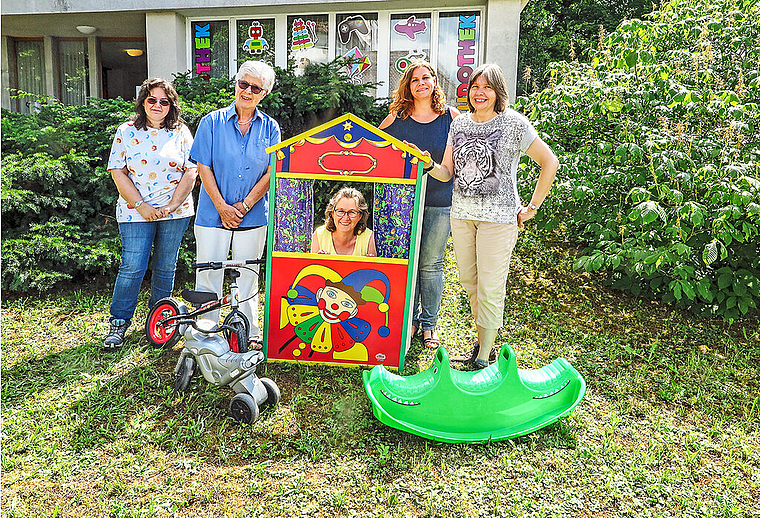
[527,202,539,211]
[423,161,435,172]
[134,200,144,208]
[242,200,251,213]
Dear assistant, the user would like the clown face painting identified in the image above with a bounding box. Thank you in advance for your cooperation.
[316,282,362,323]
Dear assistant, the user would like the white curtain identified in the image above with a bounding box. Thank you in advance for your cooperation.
[59,40,89,106]
[16,40,46,113]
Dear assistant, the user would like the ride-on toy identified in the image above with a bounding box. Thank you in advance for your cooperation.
[145,259,280,424]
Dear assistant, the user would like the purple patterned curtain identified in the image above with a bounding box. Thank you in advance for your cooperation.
[373,183,414,259]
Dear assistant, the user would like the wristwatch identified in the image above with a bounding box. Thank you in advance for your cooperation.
[423,161,435,172]
[527,202,539,211]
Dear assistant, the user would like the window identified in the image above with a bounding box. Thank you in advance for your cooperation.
[58,40,89,106]
[287,14,329,74]
[14,40,46,113]
[389,13,431,92]
[192,20,229,78]
[336,13,378,88]
[187,8,482,102]
[236,19,276,67]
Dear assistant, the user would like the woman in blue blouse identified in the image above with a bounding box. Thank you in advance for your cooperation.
[190,61,281,349]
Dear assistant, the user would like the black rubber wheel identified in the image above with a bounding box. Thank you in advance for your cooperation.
[229,393,259,424]
[174,357,195,392]
[223,311,250,353]
[260,377,281,407]
[145,297,185,349]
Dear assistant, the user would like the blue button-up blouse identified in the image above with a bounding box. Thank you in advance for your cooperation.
[190,102,281,228]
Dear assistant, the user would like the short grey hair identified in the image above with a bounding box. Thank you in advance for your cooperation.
[236,60,276,91]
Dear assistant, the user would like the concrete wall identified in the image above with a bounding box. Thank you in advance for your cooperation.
[146,12,189,79]
[485,0,523,103]
[1,37,10,110]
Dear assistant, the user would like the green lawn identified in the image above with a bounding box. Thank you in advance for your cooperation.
[2,228,758,517]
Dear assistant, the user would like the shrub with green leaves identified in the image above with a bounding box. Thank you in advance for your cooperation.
[518,0,760,321]
[2,61,388,294]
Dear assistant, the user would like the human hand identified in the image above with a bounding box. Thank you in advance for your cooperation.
[232,201,248,216]
[402,140,432,165]
[157,203,179,218]
[517,206,537,229]
[218,202,244,228]
[136,203,161,221]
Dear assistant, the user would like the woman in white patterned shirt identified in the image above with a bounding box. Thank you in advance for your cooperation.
[104,78,197,349]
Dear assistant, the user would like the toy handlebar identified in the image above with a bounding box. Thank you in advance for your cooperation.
[192,259,265,271]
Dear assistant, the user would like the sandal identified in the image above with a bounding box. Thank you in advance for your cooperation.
[451,344,500,363]
[422,330,441,350]
[472,358,489,370]
[451,344,479,362]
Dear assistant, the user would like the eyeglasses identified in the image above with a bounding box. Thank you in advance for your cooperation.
[237,79,264,94]
[146,97,171,107]
[334,209,361,218]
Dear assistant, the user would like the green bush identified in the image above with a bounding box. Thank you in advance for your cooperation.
[174,59,388,138]
[2,61,388,294]
[518,0,760,321]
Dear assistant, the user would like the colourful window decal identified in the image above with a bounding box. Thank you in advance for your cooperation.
[437,12,480,112]
[287,14,329,75]
[192,20,229,78]
[237,19,275,66]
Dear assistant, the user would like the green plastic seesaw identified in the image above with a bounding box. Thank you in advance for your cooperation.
[362,344,586,443]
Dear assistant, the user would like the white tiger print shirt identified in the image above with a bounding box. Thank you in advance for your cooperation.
[447,109,537,224]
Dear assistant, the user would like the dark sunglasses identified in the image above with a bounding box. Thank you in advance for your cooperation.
[237,79,264,94]
[146,97,171,107]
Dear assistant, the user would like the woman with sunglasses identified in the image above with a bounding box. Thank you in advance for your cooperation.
[311,188,377,256]
[104,77,197,349]
[378,60,460,349]
[189,60,281,350]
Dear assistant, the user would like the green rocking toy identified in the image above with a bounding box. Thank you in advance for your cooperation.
[362,344,586,443]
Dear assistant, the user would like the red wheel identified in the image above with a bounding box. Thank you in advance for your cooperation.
[145,298,186,349]
[223,311,250,353]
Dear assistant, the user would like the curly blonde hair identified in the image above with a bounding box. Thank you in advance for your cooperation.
[324,187,369,235]
[388,60,446,119]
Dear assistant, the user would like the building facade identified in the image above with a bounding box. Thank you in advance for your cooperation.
[2,0,530,113]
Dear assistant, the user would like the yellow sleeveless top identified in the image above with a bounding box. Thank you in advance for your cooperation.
[315,225,373,256]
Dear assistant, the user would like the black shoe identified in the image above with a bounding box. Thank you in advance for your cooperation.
[451,344,499,363]
[103,318,128,349]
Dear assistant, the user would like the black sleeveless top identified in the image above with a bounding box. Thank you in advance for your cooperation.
[385,108,454,207]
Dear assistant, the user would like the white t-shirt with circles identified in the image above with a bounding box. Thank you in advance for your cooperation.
[107,121,195,223]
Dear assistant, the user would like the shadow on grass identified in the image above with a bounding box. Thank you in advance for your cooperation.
[0,328,149,408]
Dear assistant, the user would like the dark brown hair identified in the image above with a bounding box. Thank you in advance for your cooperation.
[324,187,369,235]
[388,60,446,119]
[467,64,509,114]
[133,77,182,131]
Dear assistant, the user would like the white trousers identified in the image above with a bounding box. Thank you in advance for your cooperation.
[450,218,519,330]
[194,225,267,338]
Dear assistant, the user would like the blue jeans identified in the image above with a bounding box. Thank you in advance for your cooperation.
[110,217,191,323]
[413,206,451,330]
